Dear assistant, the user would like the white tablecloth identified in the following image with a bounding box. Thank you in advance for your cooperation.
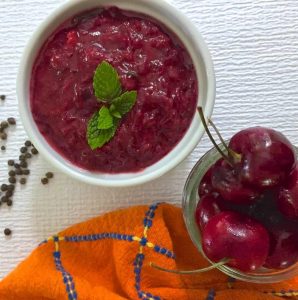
[0,0,298,279]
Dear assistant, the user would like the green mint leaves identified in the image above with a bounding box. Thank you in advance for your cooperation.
[87,61,137,150]
[93,61,122,101]
[97,106,113,129]
[87,112,119,150]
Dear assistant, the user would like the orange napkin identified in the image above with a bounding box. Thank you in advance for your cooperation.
[0,203,297,300]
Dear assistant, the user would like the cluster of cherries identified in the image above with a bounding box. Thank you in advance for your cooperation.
[196,118,298,272]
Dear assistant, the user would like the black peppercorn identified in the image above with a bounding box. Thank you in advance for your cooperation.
[14,163,20,169]
[25,140,32,147]
[1,184,8,191]
[8,177,16,184]
[46,172,54,179]
[0,132,7,140]
[20,161,28,168]
[19,154,26,161]
[20,178,26,185]
[1,145,5,151]
[41,178,49,185]
[7,159,14,166]
[20,147,27,153]
[8,170,16,177]
[23,169,30,175]
[25,153,32,159]
[5,190,13,198]
[15,169,22,175]
[7,117,16,125]
[1,121,8,129]
[0,95,6,101]
[7,199,12,206]
[4,228,11,236]
[1,196,8,203]
[31,148,38,155]
[7,184,15,192]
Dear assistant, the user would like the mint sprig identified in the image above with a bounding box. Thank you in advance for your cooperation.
[93,61,122,102]
[87,61,137,150]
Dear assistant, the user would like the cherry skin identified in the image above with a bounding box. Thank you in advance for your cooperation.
[229,127,296,189]
[211,159,259,204]
[265,229,298,269]
[198,166,215,197]
[202,211,270,272]
[278,166,298,219]
[195,193,223,229]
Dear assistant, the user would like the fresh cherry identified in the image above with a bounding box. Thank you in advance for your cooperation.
[198,166,215,197]
[265,229,298,269]
[195,193,223,229]
[202,211,270,272]
[229,127,296,189]
[211,158,259,204]
[278,166,298,219]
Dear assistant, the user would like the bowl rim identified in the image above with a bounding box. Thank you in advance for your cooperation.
[17,0,216,187]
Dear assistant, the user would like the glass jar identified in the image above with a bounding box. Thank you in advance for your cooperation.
[182,144,298,283]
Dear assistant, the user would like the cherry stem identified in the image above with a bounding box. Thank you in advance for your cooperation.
[208,118,242,163]
[149,258,229,275]
[197,107,233,166]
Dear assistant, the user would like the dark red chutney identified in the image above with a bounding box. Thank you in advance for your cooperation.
[31,7,198,173]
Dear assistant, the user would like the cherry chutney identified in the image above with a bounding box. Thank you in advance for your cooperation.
[30,7,198,173]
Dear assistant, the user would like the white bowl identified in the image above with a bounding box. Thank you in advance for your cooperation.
[17,0,215,187]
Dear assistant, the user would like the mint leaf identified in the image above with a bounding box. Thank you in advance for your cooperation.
[112,91,137,116]
[98,106,113,129]
[109,104,122,119]
[87,112,119,150]
[93,61,121,102]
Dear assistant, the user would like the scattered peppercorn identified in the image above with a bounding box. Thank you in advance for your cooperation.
[14,163,20,169]
[8,170,16,177]
[23,169,30,175]
[19,154,26,161]
[8,177,16,184]
[24,140,31,147]
[31,148,38,155]
[46,172,54,179]
[1,145,5,151]
[1,184,8,191]
[1,196,8,203]
[0,95,5,101]
[4,228,11,236]
[25,152,32,159]
[5,190,13,198]
[20,178,26,185]
[0,132,7,140]
[20,161,28,168]
[20,147,27,153]
[41,178,48,185]
[1,121,8,129]
[7,117,16,125]
[7,199,12,206]
[7,159,14,166]
[15,169,22,175]
[7,184,15,192]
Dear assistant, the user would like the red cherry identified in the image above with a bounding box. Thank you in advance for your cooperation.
[265,230,298,269]
[195,193,223,229]
[211,159,259,204]
[198,166,215,197]
[229,127,296,189]
[202,211,270,271]
[278,166,298,219]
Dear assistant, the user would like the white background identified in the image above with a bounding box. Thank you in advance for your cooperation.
[0,0,298,279]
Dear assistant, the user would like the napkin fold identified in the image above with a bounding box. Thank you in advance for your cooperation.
[0,203,297,300]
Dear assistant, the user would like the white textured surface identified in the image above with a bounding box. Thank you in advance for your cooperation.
[0,0,298,279]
